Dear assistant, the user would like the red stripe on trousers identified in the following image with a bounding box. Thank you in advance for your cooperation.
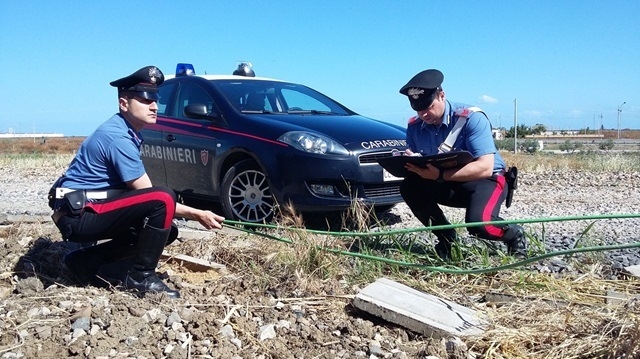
[86,191,175,228]
[482,175,506,237]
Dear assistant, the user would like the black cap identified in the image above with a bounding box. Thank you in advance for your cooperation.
[110,66,164,100]
[399,69,444,111]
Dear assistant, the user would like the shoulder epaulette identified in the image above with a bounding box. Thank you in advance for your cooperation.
[454,106,483,118]
[407,116,420,125]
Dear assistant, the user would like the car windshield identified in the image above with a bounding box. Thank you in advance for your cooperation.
[212,80,353,115]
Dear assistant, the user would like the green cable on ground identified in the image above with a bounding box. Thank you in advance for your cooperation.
[225,213,640,237]
[222,213,640,274]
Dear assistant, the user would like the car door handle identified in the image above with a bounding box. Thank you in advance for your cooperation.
[165,134,176,142]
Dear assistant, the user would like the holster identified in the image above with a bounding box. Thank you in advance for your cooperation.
[63,190,87,216]
[505,166,518,208]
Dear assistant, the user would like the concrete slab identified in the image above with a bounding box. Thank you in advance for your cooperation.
[605,290,640,306]
[353,277,487,338]
[624,264,640,277]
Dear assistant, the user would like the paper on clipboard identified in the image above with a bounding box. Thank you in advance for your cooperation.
[377,151,474,178]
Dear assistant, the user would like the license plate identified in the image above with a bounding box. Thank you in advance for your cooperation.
[383,169,402,182]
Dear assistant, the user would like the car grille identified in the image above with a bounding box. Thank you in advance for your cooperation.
[358,150,395,165]
[362,183,401,199]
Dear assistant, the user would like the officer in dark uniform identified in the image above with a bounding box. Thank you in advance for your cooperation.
[50,66,225,298]
[398,69,526,259]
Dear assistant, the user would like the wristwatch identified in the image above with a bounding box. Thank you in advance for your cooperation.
[436,169,445,183]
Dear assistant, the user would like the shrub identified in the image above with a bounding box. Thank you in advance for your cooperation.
[598,139,615,151]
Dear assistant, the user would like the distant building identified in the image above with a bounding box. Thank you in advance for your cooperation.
[0,133,64,138]
[491,128,503,140]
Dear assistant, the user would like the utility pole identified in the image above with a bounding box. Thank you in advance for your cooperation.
[617,102,626,139]
[599,113,603,134]
[513,98,518,153]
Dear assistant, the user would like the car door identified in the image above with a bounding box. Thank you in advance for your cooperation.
[140,82,178,187]
[163,81,220,197]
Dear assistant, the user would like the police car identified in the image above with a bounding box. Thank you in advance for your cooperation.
[141,63,407,223]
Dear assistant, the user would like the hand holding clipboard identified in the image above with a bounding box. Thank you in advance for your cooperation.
[377,150,474,178]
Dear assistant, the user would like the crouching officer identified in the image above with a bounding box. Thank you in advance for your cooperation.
[49,66,225,299]
[398,69,526,259]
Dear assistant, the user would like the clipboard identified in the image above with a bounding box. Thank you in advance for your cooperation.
[377,151,474,178]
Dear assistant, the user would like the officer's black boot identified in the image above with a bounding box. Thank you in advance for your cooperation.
[412,208,457,260]
[502,225,527,258]
[433,229,458,261]
[123,226,180,299]
[64,241,137,287]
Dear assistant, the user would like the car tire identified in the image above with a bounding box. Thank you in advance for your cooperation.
[221,159,275,223]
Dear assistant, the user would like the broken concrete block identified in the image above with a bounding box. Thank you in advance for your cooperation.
[353,277,487,338]
[624,264,640,278]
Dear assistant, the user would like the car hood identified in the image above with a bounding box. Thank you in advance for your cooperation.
[251,114,407,151]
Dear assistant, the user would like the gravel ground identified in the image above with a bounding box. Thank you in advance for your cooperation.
[5,161,639,273]
[2,158,640,358]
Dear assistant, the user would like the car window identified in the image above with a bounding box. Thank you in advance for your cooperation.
[176,82,215,119]
[213,80,351,115]
[280,88,331,112]
[157,82,177,116]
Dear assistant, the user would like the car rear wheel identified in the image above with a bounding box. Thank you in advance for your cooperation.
[221,160,275,223]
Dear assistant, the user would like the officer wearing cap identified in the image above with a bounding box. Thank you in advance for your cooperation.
[49,66,225,299]
[398,69,526,259]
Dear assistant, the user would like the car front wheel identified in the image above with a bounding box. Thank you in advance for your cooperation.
[221,160,275,223]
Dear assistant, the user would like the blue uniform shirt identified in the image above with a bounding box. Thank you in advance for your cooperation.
[58,114,146,189]
[405,101,506,173]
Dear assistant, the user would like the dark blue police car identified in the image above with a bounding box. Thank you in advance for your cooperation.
[141,63,407,223]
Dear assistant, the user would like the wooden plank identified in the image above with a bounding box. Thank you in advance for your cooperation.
[161,251,227,273]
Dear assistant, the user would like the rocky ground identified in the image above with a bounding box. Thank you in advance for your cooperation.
[1,157,640,358]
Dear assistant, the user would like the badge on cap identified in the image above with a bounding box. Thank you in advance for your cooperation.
[148,67,161,85]
[407,88,424,99]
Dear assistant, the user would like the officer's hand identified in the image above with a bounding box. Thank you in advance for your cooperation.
[197,210,225,230]
[405,163,439,180]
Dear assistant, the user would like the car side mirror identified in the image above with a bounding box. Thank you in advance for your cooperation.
[184,103,220,121]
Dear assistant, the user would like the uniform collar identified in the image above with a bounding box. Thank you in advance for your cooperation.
[117,113,143,146]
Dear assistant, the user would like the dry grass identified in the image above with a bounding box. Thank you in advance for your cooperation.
[208,214,640,358]
[0,137,85,154]
[503,151,640,172]
[244,200,640,358]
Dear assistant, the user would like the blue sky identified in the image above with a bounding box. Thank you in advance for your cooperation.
[1,1,638,136]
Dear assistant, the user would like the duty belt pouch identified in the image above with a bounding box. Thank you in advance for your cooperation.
[63,190,86,216]
[505,167,518,208]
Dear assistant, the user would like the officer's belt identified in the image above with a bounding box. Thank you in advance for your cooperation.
[55,188,126,200]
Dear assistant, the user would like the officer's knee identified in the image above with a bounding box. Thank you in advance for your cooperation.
[155,186,177,204]
[399,178,422,204]
[166,222,179,246]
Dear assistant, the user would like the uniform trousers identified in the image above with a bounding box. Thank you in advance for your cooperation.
[399,173,516,242]
[54,186,178,245]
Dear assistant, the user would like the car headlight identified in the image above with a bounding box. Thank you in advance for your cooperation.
[278,131,349,155]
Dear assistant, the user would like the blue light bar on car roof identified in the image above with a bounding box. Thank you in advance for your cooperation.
[176,63,195,76]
